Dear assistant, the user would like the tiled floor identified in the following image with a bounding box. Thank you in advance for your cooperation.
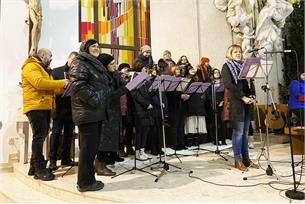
[1,140,305,202]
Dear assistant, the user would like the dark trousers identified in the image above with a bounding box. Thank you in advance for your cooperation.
[26,110,50,168]
[169,109,185,149]
[49,119,74,162]
[135,124,151,150]
[77,121,102,187]
[147,116,162,155]
[120,115,133,148]
[291,108,305,126]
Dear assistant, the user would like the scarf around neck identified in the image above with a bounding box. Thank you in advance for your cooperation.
[225,60,242,85]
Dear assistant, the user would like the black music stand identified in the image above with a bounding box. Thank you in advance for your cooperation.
[185,81,229,160]
[239,56,281,179]
[111,72,157,179]
[144,75,192,182]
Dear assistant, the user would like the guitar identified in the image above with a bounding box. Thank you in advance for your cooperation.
[265,104,286,129]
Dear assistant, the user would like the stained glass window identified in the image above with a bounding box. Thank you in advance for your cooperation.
[79,0,150,66]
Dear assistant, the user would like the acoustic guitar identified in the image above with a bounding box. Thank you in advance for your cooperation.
[264,104,286,130]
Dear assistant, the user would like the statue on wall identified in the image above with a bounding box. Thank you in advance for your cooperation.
[255,0,293,53]
[24,0,42,56]
[214,0,257,58]
[214,0,293,58]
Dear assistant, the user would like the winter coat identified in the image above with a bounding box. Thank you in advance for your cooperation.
[133,55,153,72]
[21,56,65,114]
[99,71,128,152]
[221,63,255,122]
[69,52,111,125]
[131,79,156,126]
[51,63,73,120]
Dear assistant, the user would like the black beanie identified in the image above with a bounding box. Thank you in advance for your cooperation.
[97,53,115,68]
[80,39,98,53]
[118,63,130,71]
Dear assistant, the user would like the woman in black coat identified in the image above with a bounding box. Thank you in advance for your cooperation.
[221,44,258,171]
[69,39,111,192]
[95,53,128,176]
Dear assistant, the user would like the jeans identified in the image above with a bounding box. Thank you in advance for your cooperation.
[77,121,102,187]
[49,119,74,163]
[26,110,50,168]
[231,107,251,161]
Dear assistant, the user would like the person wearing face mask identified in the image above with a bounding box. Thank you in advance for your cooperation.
[221,44,258,171]
[21,48,68,181]
[94,53,128,176]
[133,45,154,72]
[69,39,112,192]
[48,52,78,171]
[158,50,176,75]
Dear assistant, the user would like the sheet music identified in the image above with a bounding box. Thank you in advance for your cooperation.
[176,77,191,92]
[125,72,150,91]
[185,82,211,94]
[238,57,261,79]
[163,75,181,91]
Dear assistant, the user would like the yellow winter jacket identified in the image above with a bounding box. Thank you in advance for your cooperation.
[21,56,65,114]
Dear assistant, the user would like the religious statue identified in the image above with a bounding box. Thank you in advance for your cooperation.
[255,0,293,54]
[24,0,42,56]
[214,0,257,58]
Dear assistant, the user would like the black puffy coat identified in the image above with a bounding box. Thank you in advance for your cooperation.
[69,52,112,125]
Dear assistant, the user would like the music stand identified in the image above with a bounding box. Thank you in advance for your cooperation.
[144,75,192,182]
[239,56,281,180]
[111,72,157,179]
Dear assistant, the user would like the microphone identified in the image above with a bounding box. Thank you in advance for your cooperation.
[247,47,264,53]
[264,50,292,54]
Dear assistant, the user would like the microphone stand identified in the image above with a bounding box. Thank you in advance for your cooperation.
[284,50,305,200]
[243,49,280,180]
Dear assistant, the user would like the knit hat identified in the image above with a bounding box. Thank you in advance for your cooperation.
[140,45,151,53]
[200,57,210,65]
[97,53,115,68]
[118,63,131,71]
[80,39,98,53]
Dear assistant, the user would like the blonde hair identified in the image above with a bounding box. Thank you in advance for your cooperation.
[163,50,171,56]
[168,65,179,76]
[225,44,242,60]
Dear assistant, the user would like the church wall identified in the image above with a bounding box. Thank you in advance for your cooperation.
[0,0,283,163]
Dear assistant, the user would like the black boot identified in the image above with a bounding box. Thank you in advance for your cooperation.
[34,160,55,181]
[193,134,199,146]
[185,134,193,147]
[28,165,35,176]
[113,152,124,162]
[48,160,58,171]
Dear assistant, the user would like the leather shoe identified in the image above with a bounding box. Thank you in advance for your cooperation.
[28,165,35,176]
[94,159,116,176]
[235,160,248,171]
[34,168,55,181]
[77,181,104,192]
[242,159,259,169]
[49,161,58,171]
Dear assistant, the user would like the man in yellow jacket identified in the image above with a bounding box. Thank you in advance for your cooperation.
[21,48,67,181]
